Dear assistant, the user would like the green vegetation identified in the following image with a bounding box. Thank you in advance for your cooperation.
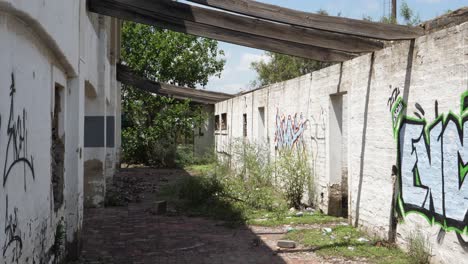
[250,52,331,88]
[159,141,314,225]
[121,21,225,167]
[159,141,417,263]
[407,231,432,264]
[249,9,332,87]
[286,226,412,264]
[400,1,421,26]
[247,210,342,227]
[378,0,421,25]
[276,148,312,208]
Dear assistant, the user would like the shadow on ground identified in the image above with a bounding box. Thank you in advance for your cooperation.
[79,168,300,264]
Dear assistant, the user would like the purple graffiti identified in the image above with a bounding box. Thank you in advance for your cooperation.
[275,109,308,150]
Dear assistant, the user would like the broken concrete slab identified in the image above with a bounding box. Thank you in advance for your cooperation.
[277,240,296,248]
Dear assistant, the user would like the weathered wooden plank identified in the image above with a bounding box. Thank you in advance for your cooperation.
[117,63,162,94]
[88,0,358,61]
[103,0,382,52]
[187,0,425,40]
[159,84,233,101]
[117,64,233,104]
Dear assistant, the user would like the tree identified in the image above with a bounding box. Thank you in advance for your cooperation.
[121,22,225,167]
[250,10,332,87]
[400,1,421,26]
[250,52,331,87]
[379,0,421,26]
[122,22,225,87]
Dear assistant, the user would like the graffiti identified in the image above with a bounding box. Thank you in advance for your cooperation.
[310,107,326,141]
[32,222,50,264]
[437,228,468,252]
[2,196,23,263]
[310,107,326,180]
[394,90,468,234]
[387,85,401,112]
[2,73,35,190]
[388,86,406,137]
[274,109,308,150]
[0,73,37,263]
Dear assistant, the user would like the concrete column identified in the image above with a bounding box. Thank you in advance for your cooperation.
[83,16,109,208]
[64,76,85,258]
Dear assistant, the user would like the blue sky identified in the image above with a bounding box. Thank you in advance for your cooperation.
[198,0,467,94]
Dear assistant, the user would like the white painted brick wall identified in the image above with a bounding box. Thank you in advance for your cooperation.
[216,21,468,263]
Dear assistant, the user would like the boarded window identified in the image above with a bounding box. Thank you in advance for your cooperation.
[243,114,247,137]
[215,115,220,131]
[221,113,227,130]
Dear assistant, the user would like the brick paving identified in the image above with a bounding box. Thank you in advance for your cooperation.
[78,168,339,264]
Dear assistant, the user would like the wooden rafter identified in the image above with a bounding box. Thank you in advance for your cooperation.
[88,0,358,61]
[187,0,425,40]
[99,0,383,53]
[117,64,234,104]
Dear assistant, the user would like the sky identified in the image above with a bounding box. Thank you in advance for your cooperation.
[196,0,467,94]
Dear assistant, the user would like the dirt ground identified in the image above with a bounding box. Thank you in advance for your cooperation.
[77,168,358,264]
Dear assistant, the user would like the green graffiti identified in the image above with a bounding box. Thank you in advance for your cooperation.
[392,91,468,234]
[391,97,406,138]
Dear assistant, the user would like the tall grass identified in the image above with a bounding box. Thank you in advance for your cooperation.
[407,230,432,264]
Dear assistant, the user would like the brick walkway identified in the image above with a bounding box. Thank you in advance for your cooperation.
[78,169,329,264]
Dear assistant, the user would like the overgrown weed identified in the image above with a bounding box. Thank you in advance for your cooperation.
[160,140,318,225]
[276,148,312,208]
[407,230,432,264]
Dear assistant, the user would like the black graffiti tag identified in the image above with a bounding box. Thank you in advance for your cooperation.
[2,196,23,263]
[387,86,401,112]
[2,73,35,190]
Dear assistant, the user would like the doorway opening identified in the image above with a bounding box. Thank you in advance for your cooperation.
[328,93,348,217]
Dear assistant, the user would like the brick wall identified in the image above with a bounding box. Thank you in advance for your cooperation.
[215,21,468,263]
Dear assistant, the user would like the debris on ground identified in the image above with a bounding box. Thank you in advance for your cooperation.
[277,240,296,249]
[323,227,332,233]
[357,237,370,243]
[295,212,304,217]
[105,174,155,206]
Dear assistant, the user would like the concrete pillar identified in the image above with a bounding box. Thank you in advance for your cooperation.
[64,76,85,258]
[83,16,109,208]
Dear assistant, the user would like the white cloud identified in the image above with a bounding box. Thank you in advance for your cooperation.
[237,53,271,71]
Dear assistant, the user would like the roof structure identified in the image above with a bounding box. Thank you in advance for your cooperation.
[116,64,234,104]
[87,0,426,62]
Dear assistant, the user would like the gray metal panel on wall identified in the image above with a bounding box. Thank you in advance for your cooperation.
[106,116,115,148]
[84,116,105,147]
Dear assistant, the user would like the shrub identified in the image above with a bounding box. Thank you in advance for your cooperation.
[179,174,224,206]
[231,140,273,186]
[276,148,312,209]
[407,230,432,264]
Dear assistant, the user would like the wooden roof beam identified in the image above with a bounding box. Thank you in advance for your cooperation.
[117,64,233,104]
[187,0,425,40]
[97,0,383,53]
[88,0,357,61]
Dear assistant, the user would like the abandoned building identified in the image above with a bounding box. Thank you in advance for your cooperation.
[0,0,467,263]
